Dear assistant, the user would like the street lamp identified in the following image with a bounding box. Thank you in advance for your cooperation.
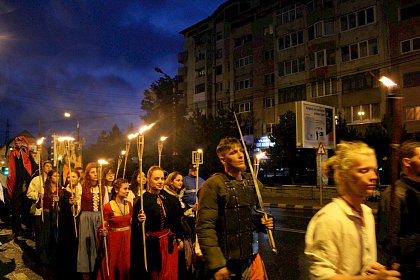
[158,136,168,168]
[155,66,177,170]
[379,75,402,185]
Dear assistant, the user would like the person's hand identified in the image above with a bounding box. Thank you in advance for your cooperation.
[261,215,274,230]
[367,262,400,280]
[38,193,44,199]
[214,267,231,280]
[192,204,198,211]
[99,228,108,237]
[137,210,146,222]
[177,239,184,251]
[69,197,75,205]
[53,195,59,202]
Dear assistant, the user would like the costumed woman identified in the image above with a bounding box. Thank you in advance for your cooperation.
[164,171,195,280]
[130,166,183,280]
[35,170,62,277]
[97,178,145,280]
[57,169,81,279]
[77,162,109,279]
[127,170,146,206]
[102,166,115,200]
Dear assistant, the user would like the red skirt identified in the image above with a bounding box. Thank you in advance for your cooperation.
[147,229,178,280]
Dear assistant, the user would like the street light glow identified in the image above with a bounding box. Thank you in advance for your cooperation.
[379,76,397,87]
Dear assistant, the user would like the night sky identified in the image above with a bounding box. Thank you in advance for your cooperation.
[0,0,226,146]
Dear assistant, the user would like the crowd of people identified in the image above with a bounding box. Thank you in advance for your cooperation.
[1,135,419,280]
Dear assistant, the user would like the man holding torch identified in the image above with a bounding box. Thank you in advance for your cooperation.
[196,137,274,280]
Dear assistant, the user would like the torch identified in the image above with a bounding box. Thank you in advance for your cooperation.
[98,159,110,276]
[123,134,137,179]
[116,150,126,179]
[253,151,266,178]
[36,137,45,222]
[137,123,154,272]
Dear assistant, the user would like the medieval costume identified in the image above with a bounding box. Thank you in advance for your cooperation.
[97,200,132,280]
[130,190,183,279]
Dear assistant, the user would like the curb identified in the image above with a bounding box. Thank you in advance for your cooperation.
[263,202,378,214]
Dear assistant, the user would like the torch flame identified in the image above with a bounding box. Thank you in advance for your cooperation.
[139,123,155,134]
[58,136,75,142]
[37,137,45,145]
[160,136,168,141]
[128,133,138,140]
[98,159,109,165]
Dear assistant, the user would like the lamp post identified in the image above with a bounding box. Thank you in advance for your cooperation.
[379,76,401,185]
[64,112,82,167]
[155,67,177,170]
[157,136,168,167]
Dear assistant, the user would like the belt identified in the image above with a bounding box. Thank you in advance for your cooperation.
[108,226,130,232]
[146,228,172,239]
[184,189,197,194]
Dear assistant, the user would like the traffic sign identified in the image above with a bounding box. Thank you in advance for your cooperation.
[316,142,326,155]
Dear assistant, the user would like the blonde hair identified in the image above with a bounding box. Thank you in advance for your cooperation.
[323,141,375,195]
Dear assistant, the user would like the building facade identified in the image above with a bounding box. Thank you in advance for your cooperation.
[178,0,420,144]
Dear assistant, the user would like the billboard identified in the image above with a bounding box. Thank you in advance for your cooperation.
[296,101,335,149]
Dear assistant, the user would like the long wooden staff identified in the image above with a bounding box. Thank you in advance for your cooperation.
[98,161,110,276]
[137,133,148,272]
[36,138,45,222]
[233,112,277,254]
[66,139,78,238]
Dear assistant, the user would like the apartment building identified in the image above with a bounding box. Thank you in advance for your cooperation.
[178,0,420,144]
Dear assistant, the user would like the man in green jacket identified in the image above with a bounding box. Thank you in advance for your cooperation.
[196,137,273,280]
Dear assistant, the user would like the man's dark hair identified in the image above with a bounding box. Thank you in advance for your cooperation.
[216,137,241,158]
[399,140,420,162]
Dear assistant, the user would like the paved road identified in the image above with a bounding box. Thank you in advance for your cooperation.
[260,207,316,280]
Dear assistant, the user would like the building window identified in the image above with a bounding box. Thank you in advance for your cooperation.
[196,68,205,77]
[341,6,376,32]
[278,31,304,50]
[309,49,335,69]
[341,70,379,93]
[196,52,205,62]
[279,57,305,76]
[235,55,253,68]
[277,3,304,24]
[399,3,420,21]
[215,65,223,75]
[401,37,420,54]
[265,123,275,135]
[344,103,380,123]
[308,20,334,41]
[403,71,420,88]
[234,33,253,47]
[238,102,252,113]
[263,24,273,36]
[264,73,275,85]
[264,49,274,59]
[195,83,205,94]
[216,32,223,41]
[216,48,223,59]
[406,106,420,121]
[342,38,378,62]
[278,85,306,104]
[310,79,338,97]
[264,97,275,108]
[217,100,223,110]
[235,79,253,91]
[215,82,223,93]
